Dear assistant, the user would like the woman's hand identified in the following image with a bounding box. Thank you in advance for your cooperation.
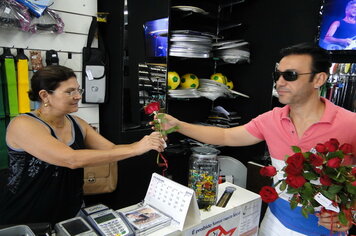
[133,132,165,155]
[317,210,352,232]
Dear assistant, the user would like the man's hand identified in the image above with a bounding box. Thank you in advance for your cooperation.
[317,210,352,232]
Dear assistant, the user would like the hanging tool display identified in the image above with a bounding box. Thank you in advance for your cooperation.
[2,48,19,119]
[325,63,356,112]
[16,48,30,113]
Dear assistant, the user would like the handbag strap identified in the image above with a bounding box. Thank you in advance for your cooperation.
[86,16,105,52]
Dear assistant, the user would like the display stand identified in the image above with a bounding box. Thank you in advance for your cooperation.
[144,173,201,230]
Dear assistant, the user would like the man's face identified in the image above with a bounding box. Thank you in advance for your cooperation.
[275,54,316,105]
[346,3,356,17]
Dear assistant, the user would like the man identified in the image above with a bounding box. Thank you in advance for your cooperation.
[324,0,356,49]
[160,43,356,235]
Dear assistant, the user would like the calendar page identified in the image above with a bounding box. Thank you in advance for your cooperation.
[144,173,201,230]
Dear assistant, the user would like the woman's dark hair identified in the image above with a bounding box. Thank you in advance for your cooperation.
[28,65,76,101]
[279,42,332,74]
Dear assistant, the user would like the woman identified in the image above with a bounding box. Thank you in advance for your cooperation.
[0,65,165,225]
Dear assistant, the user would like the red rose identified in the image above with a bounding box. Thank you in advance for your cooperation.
[286,153,305,166]
[315,143,327,153]
[285,153,305,175]
[285,164,303,175]
[329,138,340,147]
[313,167,322,174]
[260,166,277,177]
[144,102,160,115]
[352,167,356,176]
[351,181,356,187]
[327,157,342,168]
[309,153,324,166]
[339,143,352,154]
[320,175,332,186]
[324,139,339,152]
[259,186,279,203]
[285,175,306,188]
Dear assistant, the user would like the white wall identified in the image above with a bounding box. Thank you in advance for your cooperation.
[0,0,100,127]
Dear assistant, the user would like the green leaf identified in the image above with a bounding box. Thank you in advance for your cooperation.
[306,205,315,214]
[302,183,313,200]
[326,150,344,159]
[291,146,301,153]
[156,113,165,120]
[279,181,287,191]
[303,171,318,181]
[303,152,311,159]
[164,125,179,134]
[290,198,298,209]
[346,183,356,194]
[321,190,335,200]
[286,186,299,194]
[338,210,348,226]
[328,185,343,194]
[301,207,309,218]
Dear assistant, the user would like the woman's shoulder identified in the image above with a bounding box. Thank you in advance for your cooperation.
[68,114,89,127]
[7,113,45,130]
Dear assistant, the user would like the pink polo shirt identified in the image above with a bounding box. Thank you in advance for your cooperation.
[244,97,356,165]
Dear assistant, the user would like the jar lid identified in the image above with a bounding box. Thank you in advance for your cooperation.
[191,146,220,158]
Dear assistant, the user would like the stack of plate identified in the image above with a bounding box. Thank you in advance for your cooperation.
[212,40,250,64]
[168,88,200,98]
[199,79,250,100]
[198,79,229,101]
[170,30,214,58]
[171,5,209,15]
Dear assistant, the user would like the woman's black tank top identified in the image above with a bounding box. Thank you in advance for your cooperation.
[0,113,86,226]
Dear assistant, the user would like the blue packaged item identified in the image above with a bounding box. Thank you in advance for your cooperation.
[15,0,54,17]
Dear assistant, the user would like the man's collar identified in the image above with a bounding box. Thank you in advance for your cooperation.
[280,97,335,123]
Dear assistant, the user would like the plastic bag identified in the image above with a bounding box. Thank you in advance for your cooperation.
[0,0,31,31]
[28,8,64,33]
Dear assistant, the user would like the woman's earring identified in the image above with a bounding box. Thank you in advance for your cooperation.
[44,103,48,107]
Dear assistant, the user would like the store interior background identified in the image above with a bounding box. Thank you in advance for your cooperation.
[0,0,354,214]
[93,0,347,210]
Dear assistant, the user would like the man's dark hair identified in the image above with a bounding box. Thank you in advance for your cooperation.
[280,42,331,74]
[28,65,77,101]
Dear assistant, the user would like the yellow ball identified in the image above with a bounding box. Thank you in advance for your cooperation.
[210,73,227,85]
[167,71,180,90]
[226,80,234,89]
[180,73,199,89]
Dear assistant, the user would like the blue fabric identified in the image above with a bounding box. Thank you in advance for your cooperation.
[269,198,345,236]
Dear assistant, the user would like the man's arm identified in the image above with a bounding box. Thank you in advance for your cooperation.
[324,21,352,47]
[162,114,262,146]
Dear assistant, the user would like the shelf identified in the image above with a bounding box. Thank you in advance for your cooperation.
[220,0,246,9]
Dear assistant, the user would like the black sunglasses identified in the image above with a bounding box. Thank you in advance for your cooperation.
[273,70,316,82]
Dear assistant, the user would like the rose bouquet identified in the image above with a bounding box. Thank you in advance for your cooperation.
[259,138,356,226]
[144,101,179,175]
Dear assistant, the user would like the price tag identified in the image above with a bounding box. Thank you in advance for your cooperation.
[314,192,340,213]
[4,7,11,14]
[86,69,94,81]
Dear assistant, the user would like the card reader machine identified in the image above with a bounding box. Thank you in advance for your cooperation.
[79,204,135,236]
[55,217,98,236]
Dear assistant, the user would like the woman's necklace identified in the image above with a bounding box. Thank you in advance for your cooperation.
[36,109,66,129]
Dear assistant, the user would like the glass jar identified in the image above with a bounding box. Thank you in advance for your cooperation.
[188,146,220,209]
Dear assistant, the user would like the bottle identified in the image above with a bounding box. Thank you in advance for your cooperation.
[188,146,220,209]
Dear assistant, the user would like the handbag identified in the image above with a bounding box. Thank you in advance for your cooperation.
[82,16,108,104]
[83,162,118,195]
